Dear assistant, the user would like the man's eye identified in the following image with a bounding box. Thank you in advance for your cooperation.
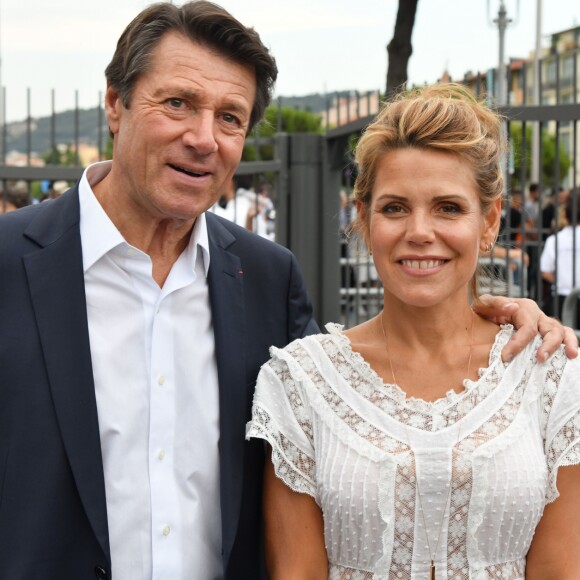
[222,113,240,125]
[167,98,185,109]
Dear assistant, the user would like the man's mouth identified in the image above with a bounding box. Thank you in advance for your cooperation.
[169,163,209,177]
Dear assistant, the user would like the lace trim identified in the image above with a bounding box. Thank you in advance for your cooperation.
[540,347,567,438]
[246,405,317,498]
[328,564,375,580]
[547,408,580,503]
[483,558,525,579]
[536,346,579,503]
[280,341,407,458]
[268,354,315,440]
[325,322,513,432]
[387,453,415,580]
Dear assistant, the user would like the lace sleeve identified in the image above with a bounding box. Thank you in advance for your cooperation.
[246,348,317,499]
[543,352,580,503]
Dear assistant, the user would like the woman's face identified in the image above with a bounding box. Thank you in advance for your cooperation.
[362,148,500,309]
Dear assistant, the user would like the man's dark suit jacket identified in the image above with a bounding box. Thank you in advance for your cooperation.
[0,186,318,579]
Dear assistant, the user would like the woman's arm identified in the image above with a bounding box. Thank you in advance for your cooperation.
[472,294,578,362]
[526,464,580,579]
[263,457,328,579]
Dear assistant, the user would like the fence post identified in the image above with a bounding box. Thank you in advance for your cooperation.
[287,134,322,318]
[284,133,339,325]
[320,139,341,325]
[274,133,290,248]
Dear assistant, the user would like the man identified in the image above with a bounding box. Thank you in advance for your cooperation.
[0,4,314,579]
[0,2,576,579]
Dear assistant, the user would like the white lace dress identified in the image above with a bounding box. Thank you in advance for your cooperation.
[246,324,580,580]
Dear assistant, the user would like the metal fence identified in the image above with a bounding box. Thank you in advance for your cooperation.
[1,89,579,333]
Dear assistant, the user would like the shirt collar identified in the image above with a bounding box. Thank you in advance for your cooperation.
[79,160,211,277]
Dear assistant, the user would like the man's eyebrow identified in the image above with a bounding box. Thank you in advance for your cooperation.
[154,88,251,118]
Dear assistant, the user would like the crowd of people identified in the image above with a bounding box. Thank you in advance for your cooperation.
[0,179,70,214]
[210,177,276,240]
[0,3,579,579]
[493,180,579,320]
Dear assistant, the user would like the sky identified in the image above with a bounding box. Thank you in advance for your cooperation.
[0,0,578,122]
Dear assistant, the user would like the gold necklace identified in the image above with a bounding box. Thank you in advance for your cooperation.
[379,311,475,580]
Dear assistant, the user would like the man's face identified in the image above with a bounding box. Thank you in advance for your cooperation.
[105,32,256,224]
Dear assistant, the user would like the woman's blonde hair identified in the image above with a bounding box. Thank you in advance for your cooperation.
[353,83,506,298]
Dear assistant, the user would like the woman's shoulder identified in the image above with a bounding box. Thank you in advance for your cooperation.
[264,323,351,376]
[271,323,345,354]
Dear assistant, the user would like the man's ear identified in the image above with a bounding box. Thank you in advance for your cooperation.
[104,83,123,136]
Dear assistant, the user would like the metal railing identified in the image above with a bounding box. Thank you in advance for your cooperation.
[1,88,579,333]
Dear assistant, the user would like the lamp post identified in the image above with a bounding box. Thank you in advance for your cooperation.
[494,0,511,105]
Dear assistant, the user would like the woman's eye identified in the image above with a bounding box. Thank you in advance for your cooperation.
[382,204,404,214]
[440,204,461,214]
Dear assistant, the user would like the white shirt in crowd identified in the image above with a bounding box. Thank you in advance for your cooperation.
[211,188,275,240]
[540,225,580,295]
[79,161,222,580]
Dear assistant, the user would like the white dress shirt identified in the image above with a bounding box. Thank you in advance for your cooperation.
[79,161,222,580]
[540,225,580,295]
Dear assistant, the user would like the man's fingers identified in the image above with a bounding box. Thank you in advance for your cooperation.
[501,318,536,363]
[472,293,518,322]
[563,327,579,359]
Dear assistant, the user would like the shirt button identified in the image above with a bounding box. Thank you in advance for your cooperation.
[94,566,108,580]
[158,449,166,461]
[127,248,136,256]
[162,525,171,536]
[158,375,166,386]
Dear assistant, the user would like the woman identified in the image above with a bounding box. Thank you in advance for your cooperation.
[247,85,580,579]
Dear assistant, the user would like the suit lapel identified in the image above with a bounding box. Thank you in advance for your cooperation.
[23,190,110,563]
[206,214,247,570]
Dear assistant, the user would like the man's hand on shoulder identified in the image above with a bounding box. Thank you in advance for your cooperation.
[473,294,579,363]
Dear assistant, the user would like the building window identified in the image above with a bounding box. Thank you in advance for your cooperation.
[562,56,574,85]
[544,59,557,88]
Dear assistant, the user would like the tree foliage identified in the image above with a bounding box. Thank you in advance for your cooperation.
[43,144,77,166]
[509,123,571,189]
[242,105,323,161]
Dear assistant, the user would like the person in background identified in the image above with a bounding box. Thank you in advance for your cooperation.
[51,180,70,198]
[542,186,570,239]
[524,182,540,228]
[541,193,580,324]
[248,84,580,579]
[0,188,30,213]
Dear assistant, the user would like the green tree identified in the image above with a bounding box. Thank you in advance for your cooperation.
[509,123,571,189]
[105,136,114,160]
[42,144,77,166]
[242,105,323,161]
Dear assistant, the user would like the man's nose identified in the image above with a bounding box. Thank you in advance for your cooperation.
[182,112,218,155]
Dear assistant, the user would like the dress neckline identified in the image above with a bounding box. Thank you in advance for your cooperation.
[325,322,513,419]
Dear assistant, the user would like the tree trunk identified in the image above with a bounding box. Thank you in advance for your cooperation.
[386,0,419,100]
